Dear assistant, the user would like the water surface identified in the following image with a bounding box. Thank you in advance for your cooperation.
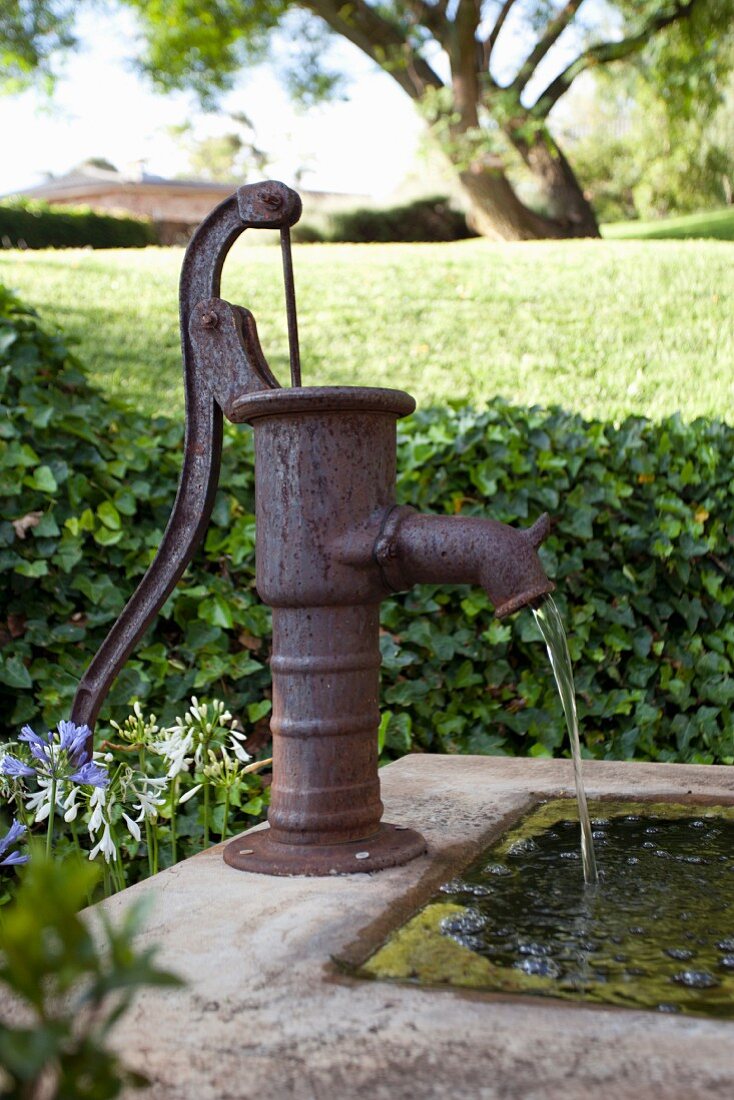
[363,801,734,1018]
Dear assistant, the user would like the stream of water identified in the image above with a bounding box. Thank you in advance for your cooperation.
[532,595,599,885]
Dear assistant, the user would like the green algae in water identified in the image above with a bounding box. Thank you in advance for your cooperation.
[363,800,734,1018]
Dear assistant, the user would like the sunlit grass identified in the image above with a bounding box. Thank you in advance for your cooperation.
[1,236,732,422]
[603,207,734,242]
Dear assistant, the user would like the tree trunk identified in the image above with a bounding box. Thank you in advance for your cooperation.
[510,128,601,238]
[457,161,574,241]
[452,140,600,242]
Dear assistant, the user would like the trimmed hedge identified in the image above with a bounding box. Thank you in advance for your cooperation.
[1,285,733,764]
[0,200,156,249]
[327,196,475,243]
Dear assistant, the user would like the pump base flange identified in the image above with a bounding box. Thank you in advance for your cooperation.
[222,822,427,876]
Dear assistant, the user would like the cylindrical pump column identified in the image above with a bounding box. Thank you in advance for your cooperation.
[268,604,383,846]
[222,387,427,875]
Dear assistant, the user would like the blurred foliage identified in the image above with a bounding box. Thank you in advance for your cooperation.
[0,852,181,1098]
[2,285,734,766]
[7,0,734,238]
[564,57,734,222]
[0,200,156,250]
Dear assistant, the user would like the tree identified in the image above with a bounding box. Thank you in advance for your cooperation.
[0,0,76,93]
[562,68,734,222]
[120,0,734,240]
[169,112,270,182]
[3,0,734,238]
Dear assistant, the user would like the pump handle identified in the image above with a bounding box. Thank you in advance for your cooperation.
[71,181,302,737]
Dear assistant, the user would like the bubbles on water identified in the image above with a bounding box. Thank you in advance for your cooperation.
[440,908,487,937]
[484,863,512,876]
[689,821,706,829]
[508,838,539,857]
[515,957,562,978]
[672,970,719,989]
[428,809,734,1018]
[517,942,552,957]
[438,878,465,895]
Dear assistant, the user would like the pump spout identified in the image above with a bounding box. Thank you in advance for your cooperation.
[375,507,554,618]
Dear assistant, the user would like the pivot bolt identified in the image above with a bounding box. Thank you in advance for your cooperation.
[258,190,282,209]
[201,311,219,328]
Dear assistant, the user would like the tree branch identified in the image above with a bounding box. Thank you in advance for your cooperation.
[511,0,585,95]
[402,0,449,45]
[450,0,483,123]
[303,0,444,100]
[531,0,699,117]
[482,0,519,69]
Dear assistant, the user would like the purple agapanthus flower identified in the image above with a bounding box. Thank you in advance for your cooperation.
[0,754,35,779]
[0,819,28,866]
[4,720,108,789]
[69,761,109,787]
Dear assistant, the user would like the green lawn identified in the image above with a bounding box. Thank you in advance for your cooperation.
[0,237,732,422]
[603,207,734,242]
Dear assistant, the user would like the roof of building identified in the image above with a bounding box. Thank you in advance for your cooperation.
[4,162,362,205]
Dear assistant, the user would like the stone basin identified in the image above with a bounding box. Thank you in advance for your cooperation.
[101,756,734,1099]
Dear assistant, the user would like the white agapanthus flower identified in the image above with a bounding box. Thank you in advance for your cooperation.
[25,778,54,823]
[89,820,117,863]
[110,701,159,746]
[152,727,194,779]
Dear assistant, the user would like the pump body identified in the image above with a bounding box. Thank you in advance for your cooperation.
[71,182,554,877]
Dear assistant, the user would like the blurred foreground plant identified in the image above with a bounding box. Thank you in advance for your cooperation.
[0,851,182,1099]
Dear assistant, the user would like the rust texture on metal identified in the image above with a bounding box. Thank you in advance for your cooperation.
[71,180,554,877]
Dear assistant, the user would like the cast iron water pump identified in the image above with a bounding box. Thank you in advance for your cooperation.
[71,181,554,876]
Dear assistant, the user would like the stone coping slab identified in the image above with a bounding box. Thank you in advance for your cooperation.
[97,755,734,1099]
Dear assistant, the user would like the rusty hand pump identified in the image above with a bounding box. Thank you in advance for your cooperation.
[71,181,554,876]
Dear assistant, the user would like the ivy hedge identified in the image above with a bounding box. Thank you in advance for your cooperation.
[0,200,156,250]
[1,285,733,764]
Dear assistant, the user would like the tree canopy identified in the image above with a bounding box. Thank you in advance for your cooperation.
[3,0,734,237]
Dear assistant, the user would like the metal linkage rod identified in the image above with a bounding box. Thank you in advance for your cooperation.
[280,226,302,387]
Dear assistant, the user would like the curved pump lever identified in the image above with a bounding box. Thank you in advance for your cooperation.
[71,181,302,736]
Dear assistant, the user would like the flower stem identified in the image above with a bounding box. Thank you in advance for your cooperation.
[203,778,210,848]
[170,777,178,865]
[222,787,231,841]
[45,778,57,858]
[70,817,83,860]
[138,747,155,877]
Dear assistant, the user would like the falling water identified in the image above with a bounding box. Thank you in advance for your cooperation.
[532,595,599,885]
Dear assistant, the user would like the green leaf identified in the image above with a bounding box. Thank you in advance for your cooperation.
[199,595,233,629]
[0,654,33,688]
[30,465,57,493]
[15,559,49,577]
[97,501,122,530]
